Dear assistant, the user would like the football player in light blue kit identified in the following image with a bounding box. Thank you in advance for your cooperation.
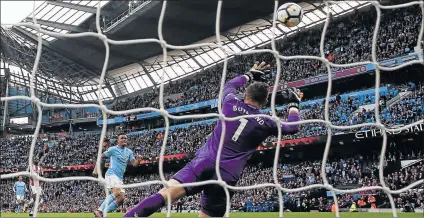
[93,133,140,217]
[13,176,28,213]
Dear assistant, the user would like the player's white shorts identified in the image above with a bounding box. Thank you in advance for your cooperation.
[16,195,24,201]
[105,175,125,193]
[30,185,42,195]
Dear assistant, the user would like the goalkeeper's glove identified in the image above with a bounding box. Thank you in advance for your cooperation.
[281,88,303,110]
[245,61,271,82]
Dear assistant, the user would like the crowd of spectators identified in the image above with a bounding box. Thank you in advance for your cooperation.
[0,136,41,169]
[379,86,424,126]
[109,6,422,113]
[2,82,423,169]
[1,149,422,213]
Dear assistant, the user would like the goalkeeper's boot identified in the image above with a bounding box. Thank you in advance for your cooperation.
[94,210,103,217]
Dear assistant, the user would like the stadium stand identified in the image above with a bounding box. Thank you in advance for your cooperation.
[2,83,421,168]
[1,143,423,213]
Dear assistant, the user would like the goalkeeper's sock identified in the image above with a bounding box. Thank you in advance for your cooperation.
[107,201,119,213]
[124,193,165,217]
[98,194,116,212]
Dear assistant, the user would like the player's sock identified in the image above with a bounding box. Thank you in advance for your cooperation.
[106,201,119,213]
[18,204,22,212]
[98,194,116,212]
[123,193,165,217]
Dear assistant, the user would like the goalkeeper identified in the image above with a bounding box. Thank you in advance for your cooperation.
[125,61,303,217]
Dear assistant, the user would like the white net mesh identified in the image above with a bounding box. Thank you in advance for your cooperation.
[1,1,424,217]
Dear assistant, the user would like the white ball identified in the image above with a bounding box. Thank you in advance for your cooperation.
[277,3,303,27]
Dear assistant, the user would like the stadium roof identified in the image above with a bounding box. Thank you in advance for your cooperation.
[1,1,371,102]
[107,1,371,98]
[21,1,109,42]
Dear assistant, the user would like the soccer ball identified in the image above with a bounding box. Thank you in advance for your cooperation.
[277,3,303,27]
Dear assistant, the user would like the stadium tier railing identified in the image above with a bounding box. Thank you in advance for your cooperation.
[98,87,391,125]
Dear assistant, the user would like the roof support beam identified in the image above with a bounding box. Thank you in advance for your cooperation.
[183,50,203,68]
[223,34,244,51]
[13,27,109,82]
[139,63,157,86]
[104,81,116,99]
[260,19,286,35]
[47,1,111,16]
[23,19,87,33]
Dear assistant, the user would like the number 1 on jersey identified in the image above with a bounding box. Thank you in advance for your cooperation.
[232,118,248,141]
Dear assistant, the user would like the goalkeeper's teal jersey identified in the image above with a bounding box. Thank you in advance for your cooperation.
[104,145,135,180]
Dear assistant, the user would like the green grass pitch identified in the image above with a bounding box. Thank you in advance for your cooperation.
[1,212,423,217]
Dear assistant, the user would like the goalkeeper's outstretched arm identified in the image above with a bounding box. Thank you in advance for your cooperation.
[273,88,303,134]
[222,75,249,102]
[223,61,271,102]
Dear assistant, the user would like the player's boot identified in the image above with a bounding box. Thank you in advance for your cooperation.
[94,210,103,217]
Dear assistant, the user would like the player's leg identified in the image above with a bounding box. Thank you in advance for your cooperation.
[105,188,125,213]
[16,195,23,213]
[124,179,187,217]
[27,192,43,216]
[96,190,116,216]
[198,188,234,217]
[177,203,182,213]
[25,193,36,212]
[95,176,125,217]
[15,197,19,213]
[23,201,29,212]
[23,192,31,212]
[15,199,19,213]
[28,199,44,217]
[19,195,26,213]
[19,199,24,213]
[124,159,205,217]
[198,171,236,217]
[23,202,29,212]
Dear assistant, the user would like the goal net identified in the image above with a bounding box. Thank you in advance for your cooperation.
[1,1,424,217]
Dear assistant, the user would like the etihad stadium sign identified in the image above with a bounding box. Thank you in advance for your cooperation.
[355,123,424,139]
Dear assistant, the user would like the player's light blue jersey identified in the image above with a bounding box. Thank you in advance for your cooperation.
[14,181,27,196]
[105,145,135,180]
